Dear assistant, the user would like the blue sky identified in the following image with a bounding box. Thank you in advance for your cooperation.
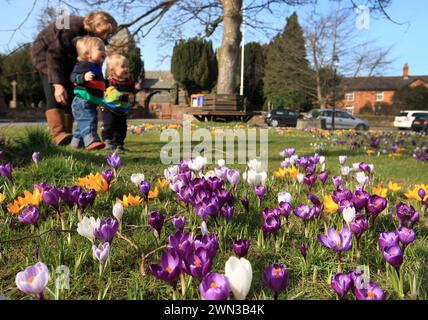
[0,0,427,76]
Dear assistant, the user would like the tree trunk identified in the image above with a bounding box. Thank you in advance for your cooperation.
[217,0,242,94]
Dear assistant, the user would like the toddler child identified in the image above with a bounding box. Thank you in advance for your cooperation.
[101,54,136,151]
[70,36,106,150]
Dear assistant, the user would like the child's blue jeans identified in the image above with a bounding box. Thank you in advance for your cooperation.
[70,96,101,148]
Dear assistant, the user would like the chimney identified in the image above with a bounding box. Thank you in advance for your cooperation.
[403,63,409,79]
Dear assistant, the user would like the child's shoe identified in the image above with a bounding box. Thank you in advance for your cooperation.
[86,141,105,151]
[104,139,115,150]
[116,145,130,152]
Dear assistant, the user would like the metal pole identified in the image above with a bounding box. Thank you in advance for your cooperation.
[332,67,336,130]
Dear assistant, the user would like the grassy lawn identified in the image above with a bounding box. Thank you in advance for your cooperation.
[0,123,427,300]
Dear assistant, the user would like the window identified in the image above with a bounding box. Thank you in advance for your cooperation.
[375,91,384,102]
[345,92,354,101]
[345,105,354,115]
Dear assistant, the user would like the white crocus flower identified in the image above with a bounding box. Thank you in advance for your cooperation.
[201,221,208,236]
[296,173,305,184]
[243,169,267,187]
[356,172,369,187]
[77,216,100,241]
[343,206,356,225]
[188,156,208,172]
[278,192,292,204]
[339,156,347,165]
[113,202,124,221]
[130,173,145,187]
[368,164,375,173]
[225,256,253,300]
[352,163,360,171]
[319,156,326,165]
[218,159,226,167]
[341,166,352,176]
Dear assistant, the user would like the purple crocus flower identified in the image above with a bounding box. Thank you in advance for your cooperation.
[366,195,387,216]
[382,245,404,268]
[255,185,266,199]
[139,181,151,197]
[32,152,41,164]
[294,204,315,221]
[92,242,110,263]
[0,162,13,181]
[93,217,118,244]
[69,186,82,204]
[352,190,370,210]
[148,211,165,234]
[396,202,419,226]
[172,215,186,232]
[396,226,416,247]
[317,227,352,252]
[303,174,317,190]
[42,186,60,211]
[262,264,289,299]
[418,189,426,202]
[58,187,74,208]
[262,208,280,220]
[349,217,369,240]
[183,248,212,281]
[262,215,281,235]
[220,205,234,222]
[149,249,181,288]
[77,189,96,210]
[359,162,371,173]
[0,150,4,159]
[106,151,122,169]
[353,280,385,300]
[168,231,192,258]
[284,148,295,157]
[101,169,114,185]
[18,205,40,225]
[193,234,219,259]
[232,239,250,258]
[333,176,343,189]
[241,197,249,211]
[195,196,220,220]
[226,169,240,186]
[15,262,50,299]
[318,171,328,185]
[278,202,292,218]
[330,273,352,299]
[199,273,231,300]
[379,232,399,250]
[332,189,353,204]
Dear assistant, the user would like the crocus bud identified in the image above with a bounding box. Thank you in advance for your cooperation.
[32,152,41,164]
[300,243,307,261]
[172,215,186,232]
[342,206,356,225]
[255,185,266,199]
[139,181,151,197]
[418,189,426,202]
[112,202,124,221]
[241,197,249,211]
[148,211,164,234]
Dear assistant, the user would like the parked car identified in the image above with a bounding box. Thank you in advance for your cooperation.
[265,109,300,127]
[394,110,428,130]
[307,109,369,130]
[410,113,428,132]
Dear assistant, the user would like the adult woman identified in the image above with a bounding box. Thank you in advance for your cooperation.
[31,11,118,145]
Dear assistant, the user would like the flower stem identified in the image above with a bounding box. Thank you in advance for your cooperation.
[180,272,186,298]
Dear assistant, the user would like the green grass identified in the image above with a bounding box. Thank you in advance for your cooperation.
[0,123,427,300]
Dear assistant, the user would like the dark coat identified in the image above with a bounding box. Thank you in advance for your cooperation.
[31,16,89,86]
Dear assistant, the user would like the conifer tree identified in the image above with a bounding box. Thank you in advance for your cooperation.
[264,12,314,111]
